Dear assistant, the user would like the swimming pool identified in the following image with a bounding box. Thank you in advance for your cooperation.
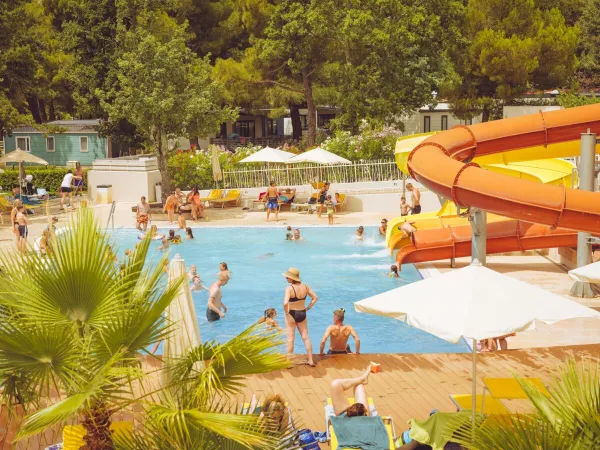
[110,226,469,354]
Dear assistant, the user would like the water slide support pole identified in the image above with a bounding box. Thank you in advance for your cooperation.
[570,131,596,298]
[469,208,487,266]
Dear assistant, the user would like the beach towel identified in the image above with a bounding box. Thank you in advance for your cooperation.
[408,412,470,450]
[330,416,389,450]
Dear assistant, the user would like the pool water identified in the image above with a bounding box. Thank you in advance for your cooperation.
[110,226,469,354]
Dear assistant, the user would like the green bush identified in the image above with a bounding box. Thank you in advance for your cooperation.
[321,128,400,161]
[0,166,88,194]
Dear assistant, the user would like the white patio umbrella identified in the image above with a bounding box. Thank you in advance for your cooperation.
[239,146,295,163]
[354,264,600,418]
[285,146,351,165]
[163,254,202,383]
[568,260,600,283]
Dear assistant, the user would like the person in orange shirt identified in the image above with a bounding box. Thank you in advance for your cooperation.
[163,192,178,224]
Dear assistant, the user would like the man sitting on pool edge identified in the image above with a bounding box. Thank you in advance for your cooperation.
[320,308,360,355]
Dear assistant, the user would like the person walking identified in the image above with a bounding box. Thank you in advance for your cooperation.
[282,267,318,366]
[136,196,152,231]
[317,182,330,218]
[73,162,85,196]
[60,170,82,210]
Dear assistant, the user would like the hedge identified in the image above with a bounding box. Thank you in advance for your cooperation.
[0,166,88,194]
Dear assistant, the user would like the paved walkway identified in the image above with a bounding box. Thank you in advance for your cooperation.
[243,344,600,443]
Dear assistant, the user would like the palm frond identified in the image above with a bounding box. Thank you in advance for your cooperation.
[169,324,290,401]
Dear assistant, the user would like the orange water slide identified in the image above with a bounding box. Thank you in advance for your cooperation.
[396,220,581,265]
[398,104,600,266]
[407,104,600,233]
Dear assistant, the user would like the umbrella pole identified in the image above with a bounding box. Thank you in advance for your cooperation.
[472,338,477,423]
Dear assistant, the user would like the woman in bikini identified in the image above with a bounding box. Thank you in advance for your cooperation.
[282,267,318,367]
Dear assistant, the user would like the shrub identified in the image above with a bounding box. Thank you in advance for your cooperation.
[321,127,401,161]
[0,166,88,193]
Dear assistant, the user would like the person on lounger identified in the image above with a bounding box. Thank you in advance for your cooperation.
[330,364,374,417]
[320,308,360,355]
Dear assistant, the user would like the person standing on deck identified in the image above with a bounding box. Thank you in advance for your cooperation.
[265,181,280,222]
[405,183,421,215]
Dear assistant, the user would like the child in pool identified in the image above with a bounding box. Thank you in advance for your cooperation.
[157,238,169,251]
[191,274,207,291]
[285,225,293,240]
[186,227,194,239]
[167,229,181,243]
[355,226,364,242]
[178,210,186,229]
[258,308,282,331]
[388,264,400,278]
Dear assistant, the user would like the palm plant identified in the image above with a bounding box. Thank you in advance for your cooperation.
[0,208,294,449]
[453,357,600,450]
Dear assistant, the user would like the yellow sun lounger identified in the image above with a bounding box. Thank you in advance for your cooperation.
[449,393,510,415]
[199,189,223,202]
[482,377,550,400]
[63,421,132,450]
[325,397,396,450]
[207,189,241,208]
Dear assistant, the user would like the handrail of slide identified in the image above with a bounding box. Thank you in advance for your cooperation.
[407,104,600,234]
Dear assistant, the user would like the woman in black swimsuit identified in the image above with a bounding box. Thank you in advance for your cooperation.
[282,267,318,367]
[317,182,330,219]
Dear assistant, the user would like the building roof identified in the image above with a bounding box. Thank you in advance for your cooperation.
[419,102,452,112]
[10,119,100,134]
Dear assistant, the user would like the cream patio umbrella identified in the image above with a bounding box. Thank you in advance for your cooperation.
[354,264,600,419]
[0,148,48,189]
[285,146,351,165]
[163,254,202,383]
[285,146,351,183]
[239,146,296,164]
[211,146,223,187]
[568,260,600,283]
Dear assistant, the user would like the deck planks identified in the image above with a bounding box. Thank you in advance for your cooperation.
[242,344,600,444]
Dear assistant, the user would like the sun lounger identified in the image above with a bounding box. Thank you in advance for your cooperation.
[482,377,550,399]
[62,421,132,450]
[325,396,396,449]
[207,189,241,208]
[292,193,318,213]
[449,393,510,415]
[199,189,223,202]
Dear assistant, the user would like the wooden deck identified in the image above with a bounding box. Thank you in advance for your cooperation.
[242,344,600,444]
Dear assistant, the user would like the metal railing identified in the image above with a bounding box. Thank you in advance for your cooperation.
[223,159,403,188]
[106,201,116,230]
[210,137,286,151]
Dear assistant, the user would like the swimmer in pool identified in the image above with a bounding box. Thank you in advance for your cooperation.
[355,226,364,243]
[259,253,276,259]
[388,264,400,278]
[258,308,282,331]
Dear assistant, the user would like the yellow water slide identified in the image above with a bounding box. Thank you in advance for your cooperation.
[387,133,581,253]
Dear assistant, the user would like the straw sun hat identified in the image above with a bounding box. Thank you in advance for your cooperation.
[282,267,302,282]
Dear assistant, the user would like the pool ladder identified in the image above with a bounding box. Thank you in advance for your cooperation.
[106,201,116,230]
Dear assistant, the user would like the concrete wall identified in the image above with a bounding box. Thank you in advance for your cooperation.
[4,132,106,166]
[402,111,482,135]
[502,105,562,118]
[88,158,162,203]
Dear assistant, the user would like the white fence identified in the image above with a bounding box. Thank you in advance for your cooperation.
[223,160,404,188]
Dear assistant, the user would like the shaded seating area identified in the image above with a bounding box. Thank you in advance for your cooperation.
[199,189,223,203]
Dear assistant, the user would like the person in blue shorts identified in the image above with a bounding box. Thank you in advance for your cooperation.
[265,180,280,222]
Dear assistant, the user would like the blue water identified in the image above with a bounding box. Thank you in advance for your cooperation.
[110,226,469,354]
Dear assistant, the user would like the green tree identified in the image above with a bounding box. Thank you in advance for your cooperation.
[577,0,600,90]
[102,16,235,197]
[0,208,293,449]
[253,0,335,146]
[443,0,579,121]
[0,0,74,128]
[328,0,463,132]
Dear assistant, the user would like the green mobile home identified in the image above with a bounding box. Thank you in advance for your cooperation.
[2,120,118,166]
